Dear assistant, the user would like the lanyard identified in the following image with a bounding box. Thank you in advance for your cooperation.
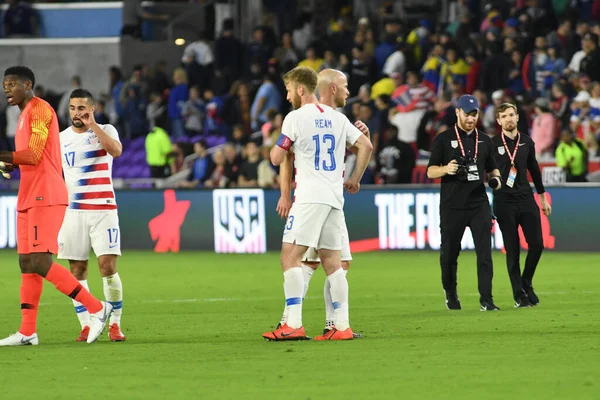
[501,132,520,165]
[454,124,478,160]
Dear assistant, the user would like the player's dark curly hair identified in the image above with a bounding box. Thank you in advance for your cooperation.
[70,88,95,104]
[3,66,36,89]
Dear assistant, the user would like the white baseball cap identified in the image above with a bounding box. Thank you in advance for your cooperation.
[574,90,591,102]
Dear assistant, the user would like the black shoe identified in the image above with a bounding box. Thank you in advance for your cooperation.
[480,300,500,311]
[514,291,532,308]
[445,292,462,310]
[526,286,540,306]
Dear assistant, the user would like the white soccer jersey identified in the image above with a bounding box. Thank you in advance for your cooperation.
[281,103,362,209]
[60,124,120,211]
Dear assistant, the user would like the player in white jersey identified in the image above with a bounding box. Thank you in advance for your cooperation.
[58,89,125,342]
[276,69,368,338]
[262,66,373,341]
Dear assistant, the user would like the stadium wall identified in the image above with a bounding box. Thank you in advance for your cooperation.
[0,38,120,97]
[0,186,598,253]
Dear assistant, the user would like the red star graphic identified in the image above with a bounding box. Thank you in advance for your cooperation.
[148,190,191,253]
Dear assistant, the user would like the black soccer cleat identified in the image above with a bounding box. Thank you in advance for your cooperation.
[514,291,532,308]
[526,287,540,306]
[480,300,500,311]
[445,292,462,310]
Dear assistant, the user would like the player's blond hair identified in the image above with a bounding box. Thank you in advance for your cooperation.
[283,66,318,94]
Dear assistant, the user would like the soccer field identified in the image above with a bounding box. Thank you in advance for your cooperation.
[0,250,598,400]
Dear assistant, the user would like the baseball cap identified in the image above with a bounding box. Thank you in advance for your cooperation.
[583,32,599,43]
[456,94,479,113]
[574,90,591,102]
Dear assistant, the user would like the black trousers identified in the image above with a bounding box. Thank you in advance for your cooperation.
[149,165,170,178]
[440,202,494,302]
[494,198,544,299]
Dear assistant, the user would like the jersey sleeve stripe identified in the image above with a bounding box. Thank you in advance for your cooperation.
[83,149,108,158]
[77,177,112,186]
[70,203,117,210]
[72,191,115,200]
[81,163,109,173]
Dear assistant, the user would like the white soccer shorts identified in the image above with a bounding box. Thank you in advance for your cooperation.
[58,209,121,260]
[282,203,344,251]
[303,211,352,262]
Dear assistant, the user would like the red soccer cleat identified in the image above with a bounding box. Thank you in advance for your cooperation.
[108,323,126,342]
[314,327,354,341]
[262,324,309,341]
[76,326,90,342]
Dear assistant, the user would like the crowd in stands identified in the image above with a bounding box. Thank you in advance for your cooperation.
[2,0,600,186]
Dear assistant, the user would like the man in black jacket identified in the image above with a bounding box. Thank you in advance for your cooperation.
[492,102,552,307]
[427,95,503,311]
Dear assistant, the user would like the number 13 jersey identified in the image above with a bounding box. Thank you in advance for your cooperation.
[281,103,362,210]
[59,124,120,211]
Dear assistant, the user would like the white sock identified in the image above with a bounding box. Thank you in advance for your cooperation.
[327,268,350,331]
[325,270,348,329]
[103,273,123,326]
[283,267,304,329]
[324,278,334,329]
[301,264,314,299]
[72,279,90,328]
[281,264,314,326]
[279,282,288,326]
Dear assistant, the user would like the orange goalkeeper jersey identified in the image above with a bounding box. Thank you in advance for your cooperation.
[14,97,68,211]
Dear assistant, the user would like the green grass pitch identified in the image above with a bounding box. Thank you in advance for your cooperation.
[0,250,598,399]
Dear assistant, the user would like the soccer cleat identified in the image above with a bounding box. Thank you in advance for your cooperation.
[480,300,500,311]
[87,301,114,344]
[76,326,90,342]
[108,324,126,342]
[262,324,309,341]
[323,328,362,338]
[0,331,39,346]
[526,287,540,306]
[315,327,354,341]
[514,290,532,308]
[445,291,462,310]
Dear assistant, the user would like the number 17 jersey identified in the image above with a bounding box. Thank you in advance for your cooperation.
[281,103,362,209]
[59,124,120,211]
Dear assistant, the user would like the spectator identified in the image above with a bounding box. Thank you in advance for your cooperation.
[551,82,571,126]
[579,32,600,82]
[179,140,213,188]
[108,66,125,125]
[146,92,167,130]
[57,75,81,127]
[531,98,559,157]
[257,145,278,188]
[182,31,215,92]
[203,150,229,188]
[145,122,172,178]
[382,39,407,78]
[4,103,20,151]
[250,74,282,131]
[298,46,324,72]
[483,89,505,135]
[123,85,148,138]
[202,89,224,136]
[238,141,261,187]
[231,124,249,154]
[570,90,600,151]
[556,129,588,182]
[221,81,251,135]
[2,0,36,38]
[375,125,416,184]
[182,86,205,136]
[94,100,110,125]
[223,142,241,186]
[273,31,300,72]
[168,68,189,138]
[247,27,273,72]
[214,19,244,90]
[319,49,340,72]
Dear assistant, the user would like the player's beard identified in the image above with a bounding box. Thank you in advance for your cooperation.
[503,121,517,133]
[335,94,346,108]
[459,115,476,131]
[292,93,302,110]
[72,119,85,128]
